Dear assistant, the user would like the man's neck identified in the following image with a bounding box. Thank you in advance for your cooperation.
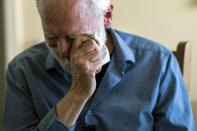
[106,34,114,55]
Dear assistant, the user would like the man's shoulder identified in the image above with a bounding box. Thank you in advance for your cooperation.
[8,42,48,68]
[113,29,171,55]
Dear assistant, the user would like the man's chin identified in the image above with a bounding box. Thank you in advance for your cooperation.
[46,45,72,73]
[57,58,72,73]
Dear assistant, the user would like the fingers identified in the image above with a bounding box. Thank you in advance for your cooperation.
[70,35,102,76]
[80,48,101,62]
[71,57,101,76]
[70,36,91,57]
[90,60,102,74]
[78,59,102,74]
[71,39,99,58]
[77,39,99,57]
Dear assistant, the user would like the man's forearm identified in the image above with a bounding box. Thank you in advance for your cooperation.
[56,35,101,127]
[56,87,90,127]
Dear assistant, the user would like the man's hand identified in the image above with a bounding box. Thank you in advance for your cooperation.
[69,36,102,99]
[56,35,102,127]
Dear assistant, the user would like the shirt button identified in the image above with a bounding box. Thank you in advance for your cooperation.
[87,110,93,116]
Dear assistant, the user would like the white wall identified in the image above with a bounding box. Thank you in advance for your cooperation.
[6,0,197,101]
[22,0,43,49]
[4,0,23,64]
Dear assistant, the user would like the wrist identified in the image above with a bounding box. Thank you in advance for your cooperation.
[56,87,90,126]
[69,86,91,102]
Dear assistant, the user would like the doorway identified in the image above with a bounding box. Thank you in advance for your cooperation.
[0,0,6,129]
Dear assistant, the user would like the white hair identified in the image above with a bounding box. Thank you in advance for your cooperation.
[36,0,110,73]
[36,0,110,16]
[90,0,110,16]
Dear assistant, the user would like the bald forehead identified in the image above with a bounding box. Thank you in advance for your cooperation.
[37,0,91,13]
[37,0,100,35]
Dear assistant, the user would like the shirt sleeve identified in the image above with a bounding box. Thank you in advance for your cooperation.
[2,63,76,131]
[153,53,196,130]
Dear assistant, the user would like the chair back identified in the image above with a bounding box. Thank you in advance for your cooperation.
[173,41,192,92]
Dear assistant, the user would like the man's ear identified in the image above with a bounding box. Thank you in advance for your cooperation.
[104,2,114,29]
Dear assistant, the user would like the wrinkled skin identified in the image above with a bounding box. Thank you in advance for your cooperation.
[38,0,113,127]
[40,0,104,97]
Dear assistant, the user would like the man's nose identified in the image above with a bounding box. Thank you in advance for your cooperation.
[57,38,70,57]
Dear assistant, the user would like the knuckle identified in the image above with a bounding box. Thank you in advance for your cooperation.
[88,39,97,47]
[99,60,102,65]
[82,64,89,72]
[84,64,89,71]
[94,49,100,54]
[78,60,89,70]
[76,59,83,65]
[98,61,102,68]
[87,40,95,47]
[89,39,96,44]
[80,36,90,43]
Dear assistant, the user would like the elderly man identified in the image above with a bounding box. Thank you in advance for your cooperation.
[3,0,196,130]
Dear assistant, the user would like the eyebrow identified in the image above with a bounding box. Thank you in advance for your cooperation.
[44,31,78,40]
[44,32,56,37]
[43,30,93,39]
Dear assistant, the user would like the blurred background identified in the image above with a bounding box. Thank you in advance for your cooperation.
[1,0,197,128]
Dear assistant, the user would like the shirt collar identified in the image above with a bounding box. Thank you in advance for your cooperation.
[108,28,136,65]
[45,51,62,71]
[45,52,72,83]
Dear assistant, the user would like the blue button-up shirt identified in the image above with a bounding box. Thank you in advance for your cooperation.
[3,29,196,131]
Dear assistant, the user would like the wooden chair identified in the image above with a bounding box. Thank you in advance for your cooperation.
[173,41,192,92]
